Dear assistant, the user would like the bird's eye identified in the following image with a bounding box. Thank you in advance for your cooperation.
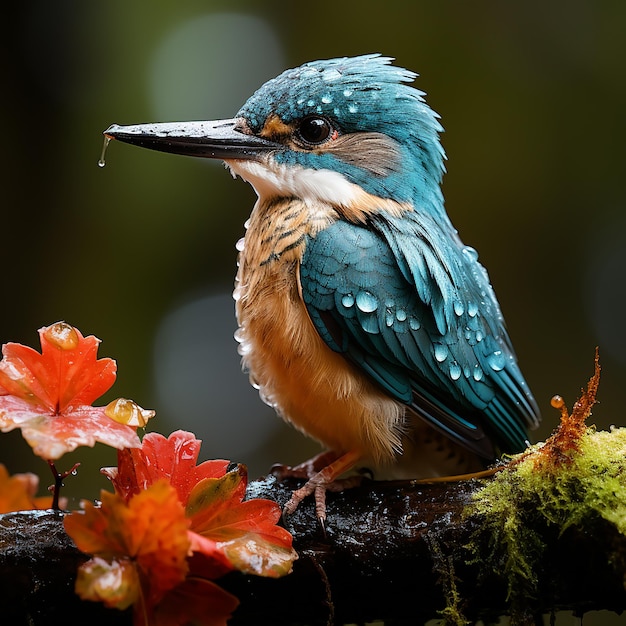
[296,116,334,146]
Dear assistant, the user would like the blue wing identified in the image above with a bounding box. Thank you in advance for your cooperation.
[300,214,540,458]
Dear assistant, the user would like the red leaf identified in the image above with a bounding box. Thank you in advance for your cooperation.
[104,431,229,504]
[150,578,239,626]
[0,322,116,412]
[100,430,297,582]
[186,467,297,577]
[1,399,142,459]
[0,322,143,459]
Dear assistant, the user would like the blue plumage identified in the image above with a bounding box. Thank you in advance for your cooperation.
[238,55,447,217]
[301,217,535,457]
[106,54,541,512]
[235,55,539,457]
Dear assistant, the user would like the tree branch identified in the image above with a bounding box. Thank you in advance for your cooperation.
[2,470,626,626]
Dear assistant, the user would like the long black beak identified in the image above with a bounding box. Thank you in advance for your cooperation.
[103,118,280,160]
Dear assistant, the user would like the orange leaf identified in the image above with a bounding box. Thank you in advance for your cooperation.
[99,430,297,581]
[184,541,233,580]
[22,403,141,459]
[218,532,298,578]
[64,480,191,604]
[0,322,142,459]
[186,466,297,578]
[0,463,52,513]
[0,322,116,412]
[185,465,247,524]
[104,431,229,504]
[75,556,140,610]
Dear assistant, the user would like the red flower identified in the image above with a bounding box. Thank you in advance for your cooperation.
[0,322,151,459]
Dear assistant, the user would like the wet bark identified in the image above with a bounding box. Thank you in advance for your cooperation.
[1,475,625,626]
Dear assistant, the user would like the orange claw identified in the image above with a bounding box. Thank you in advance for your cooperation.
[283,450,362,521]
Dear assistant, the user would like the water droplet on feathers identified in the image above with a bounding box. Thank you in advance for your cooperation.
[356,291,378,313]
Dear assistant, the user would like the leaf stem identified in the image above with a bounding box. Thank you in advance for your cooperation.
[47,460,81,511]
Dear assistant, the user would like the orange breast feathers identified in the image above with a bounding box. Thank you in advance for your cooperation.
[233,196,406,467]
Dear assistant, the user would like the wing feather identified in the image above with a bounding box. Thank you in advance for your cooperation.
[300,215,539,457]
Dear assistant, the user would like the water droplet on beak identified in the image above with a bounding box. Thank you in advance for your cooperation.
[98,136,111,168]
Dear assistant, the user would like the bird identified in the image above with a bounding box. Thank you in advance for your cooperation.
[104,54,540,521]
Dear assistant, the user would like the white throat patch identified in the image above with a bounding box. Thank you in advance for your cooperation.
[226,158,361,207]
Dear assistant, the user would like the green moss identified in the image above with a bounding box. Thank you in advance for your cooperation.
[466,426,626,603]
[466,461,544,601]
[427,535,470,626]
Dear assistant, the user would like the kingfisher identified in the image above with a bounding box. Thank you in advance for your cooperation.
[104,54,540,520]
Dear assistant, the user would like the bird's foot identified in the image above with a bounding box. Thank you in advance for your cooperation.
[281,450,362,523]
[271,450,341,481]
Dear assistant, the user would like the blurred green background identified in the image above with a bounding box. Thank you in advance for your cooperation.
[2,1,626,512]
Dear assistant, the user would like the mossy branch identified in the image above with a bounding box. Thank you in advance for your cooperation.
[2,353,626,625]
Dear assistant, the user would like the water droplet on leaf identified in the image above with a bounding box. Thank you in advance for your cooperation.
[44,322,79,351]
[105,398,155,427]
